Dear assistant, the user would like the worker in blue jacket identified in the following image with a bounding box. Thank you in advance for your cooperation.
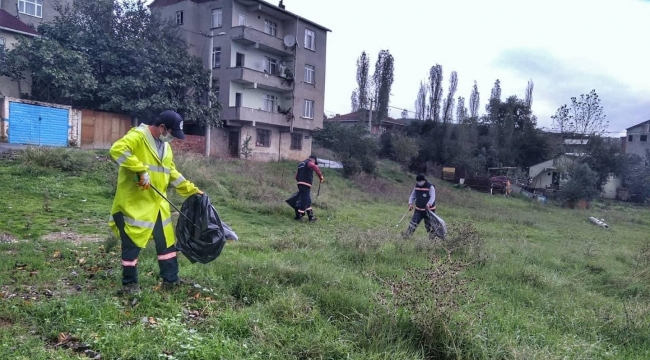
[402,174,436,238]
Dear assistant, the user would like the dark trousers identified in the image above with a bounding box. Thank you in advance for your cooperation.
[402,210,434,238]
[295,184,313,217]
[112,212,178,285]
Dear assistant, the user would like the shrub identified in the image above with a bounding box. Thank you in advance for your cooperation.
[558,163,600,203]
[19,146,94,174]
[313,122,378,177]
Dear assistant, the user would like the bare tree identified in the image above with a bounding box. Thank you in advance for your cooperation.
[469,81,480,118]
[552,90,608,135]
[570,89,608,135]
[414,80,428,120]
[372,50,395,123]
[551,104,571,133]
[351,89,359,112]
[456,96,467,123]
[525,79,534,110]
[356,51,370,112]
[442,71,458,123]
[427,64,443,122]
[400,109,408,119]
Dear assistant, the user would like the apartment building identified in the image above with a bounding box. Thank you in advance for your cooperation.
[150,0,330,161]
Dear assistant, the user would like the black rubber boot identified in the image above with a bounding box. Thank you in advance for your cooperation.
[307,210,317,222]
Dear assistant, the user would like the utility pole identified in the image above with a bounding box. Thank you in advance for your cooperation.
[368,99,373,134]
[204,30,214,157]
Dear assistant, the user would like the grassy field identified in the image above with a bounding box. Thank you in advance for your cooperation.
[0,147,649,359]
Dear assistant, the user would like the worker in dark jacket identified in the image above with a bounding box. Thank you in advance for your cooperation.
[402,174,436,238]
[294,155,324,221]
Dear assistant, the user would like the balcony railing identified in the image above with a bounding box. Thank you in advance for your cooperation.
[230,26,293,57]
[229,67,293,92]
[221,106,315,130]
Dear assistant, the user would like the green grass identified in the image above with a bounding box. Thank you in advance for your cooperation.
[0,147,649,359]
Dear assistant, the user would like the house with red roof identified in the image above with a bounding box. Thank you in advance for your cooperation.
[0,8,39,98]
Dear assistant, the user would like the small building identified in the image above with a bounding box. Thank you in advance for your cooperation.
[528,153,621,200]
[326,109,408,135]
[624,119,650,158]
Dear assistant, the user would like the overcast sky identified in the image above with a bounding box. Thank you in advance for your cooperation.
[150,0,650,134]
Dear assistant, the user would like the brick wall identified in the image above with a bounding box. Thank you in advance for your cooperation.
[171,134,205,154]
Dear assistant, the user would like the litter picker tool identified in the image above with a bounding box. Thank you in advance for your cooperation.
[149,184,199,228]
[317,181,322,197]
[395,210,409,227]
[135,175,197,227]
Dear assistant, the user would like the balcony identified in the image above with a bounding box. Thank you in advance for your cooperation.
[222,107,292,127]
[230,26,293,58]
[229,67,293,93]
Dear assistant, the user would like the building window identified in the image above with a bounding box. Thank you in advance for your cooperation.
[291,133,303,150]
[212,9,222,28]
[256,129,271,147]
[303,100,314,119]
[264,56,277,75]
[239,14,247,26]
[642,135,648,142]
[176,11,184,25]
[212,47,221,68]
[263,94,275,112]
[0,38,5,61]
[304,29,315,50]
[19,0,42,18]
[264,20,278,37]
[304,65,315,84]
[628,135,634,142]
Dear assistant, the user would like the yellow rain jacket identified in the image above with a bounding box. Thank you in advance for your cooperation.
[108,124,199,248]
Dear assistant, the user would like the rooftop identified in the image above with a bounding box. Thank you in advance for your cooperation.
[0,9,39,37]
[149,0,331,32]
[626,119,650,131]
[327,109,408,126]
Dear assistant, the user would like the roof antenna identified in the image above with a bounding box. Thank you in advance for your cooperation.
[279,0,285,9]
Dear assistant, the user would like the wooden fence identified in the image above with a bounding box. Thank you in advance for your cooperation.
[80,109,132,150]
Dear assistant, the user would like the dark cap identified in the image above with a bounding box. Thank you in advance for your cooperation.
[309,155,318,165]
[416,174,426,182]
[156,110,185,139]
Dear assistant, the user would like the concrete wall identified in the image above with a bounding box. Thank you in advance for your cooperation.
[0,0,72,28]
[209,126,231,158]
[0,30,32,98]
[601,175,621,200]
[625,123,650,158]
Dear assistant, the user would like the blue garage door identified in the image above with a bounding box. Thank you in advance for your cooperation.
[8,102,69,147]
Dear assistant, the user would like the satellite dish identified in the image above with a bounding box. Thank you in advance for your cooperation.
[283,34,296,48]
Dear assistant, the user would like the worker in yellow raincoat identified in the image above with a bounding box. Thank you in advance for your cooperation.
[109,110,203,295]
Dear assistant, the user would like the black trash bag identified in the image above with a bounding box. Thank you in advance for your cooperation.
[285,191,299,210]
[427,209,448,240]
[175,194,226,264]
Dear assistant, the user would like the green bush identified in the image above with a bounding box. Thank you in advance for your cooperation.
[19,146,93,174]
[558,163,600,202]
[313,122,378,177]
